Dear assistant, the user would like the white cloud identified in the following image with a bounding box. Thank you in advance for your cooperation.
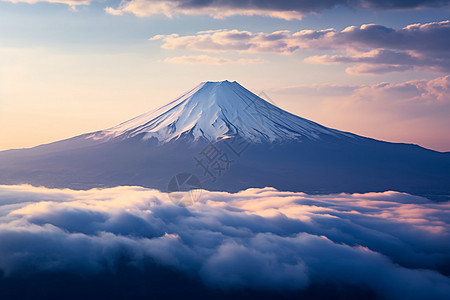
[0,184,449,298]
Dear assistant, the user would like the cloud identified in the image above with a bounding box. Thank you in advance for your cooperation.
[105,0,304,19]
[105,0,450,20]
[268,75,450,151]
[352,75,450,103]
[270,76,450,106]
[0,184,449,298]
[305,49,445,74]
[1,0,91,7]
[150,29,310,54]
[305,21,450,74]
[164,55,263,65]
[151,20,450,74]
[3,0,449,19]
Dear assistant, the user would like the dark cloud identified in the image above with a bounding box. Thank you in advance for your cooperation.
[0,185,449,299]
[106,0,450,19]
[307,49,449,74]
[177,0,450,11]
[319,21,450,73]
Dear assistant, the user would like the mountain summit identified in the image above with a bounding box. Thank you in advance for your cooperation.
[0,81,449,200]
[90,80,353,144]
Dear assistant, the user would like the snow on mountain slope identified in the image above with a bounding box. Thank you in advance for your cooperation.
[87,80,355,143]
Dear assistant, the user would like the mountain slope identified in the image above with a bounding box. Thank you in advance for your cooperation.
[0,80,449,201]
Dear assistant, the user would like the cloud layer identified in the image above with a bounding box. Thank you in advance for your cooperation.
[0,184,449,298]
[105,0,450,20]
[151,20,450,74]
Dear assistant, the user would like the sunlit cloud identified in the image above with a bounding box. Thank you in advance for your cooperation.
[150,29,308,54]
[151,21,450,74]
[105,0,303,20]
[0,184,449,298]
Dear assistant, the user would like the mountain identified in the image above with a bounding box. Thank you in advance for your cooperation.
[0,80,449,201]
[92,80,355,143]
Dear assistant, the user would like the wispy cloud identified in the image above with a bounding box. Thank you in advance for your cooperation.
[105,0,450,20]
[268,75,450,151]
[1,0,91,7]
[164,55,263,65]
[0,185,449,298]
[272,76,450,103]
[151,21,450,74]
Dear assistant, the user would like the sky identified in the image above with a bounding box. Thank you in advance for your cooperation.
[0,0,449,151]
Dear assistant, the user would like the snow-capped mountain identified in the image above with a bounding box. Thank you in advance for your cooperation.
[88,80,354,143]
[0,81,449,201]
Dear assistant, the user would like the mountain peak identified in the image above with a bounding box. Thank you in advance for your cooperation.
[89,81,353,144]
[202,79,234,84]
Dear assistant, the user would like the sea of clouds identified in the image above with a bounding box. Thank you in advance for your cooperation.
[0,184,449,299]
